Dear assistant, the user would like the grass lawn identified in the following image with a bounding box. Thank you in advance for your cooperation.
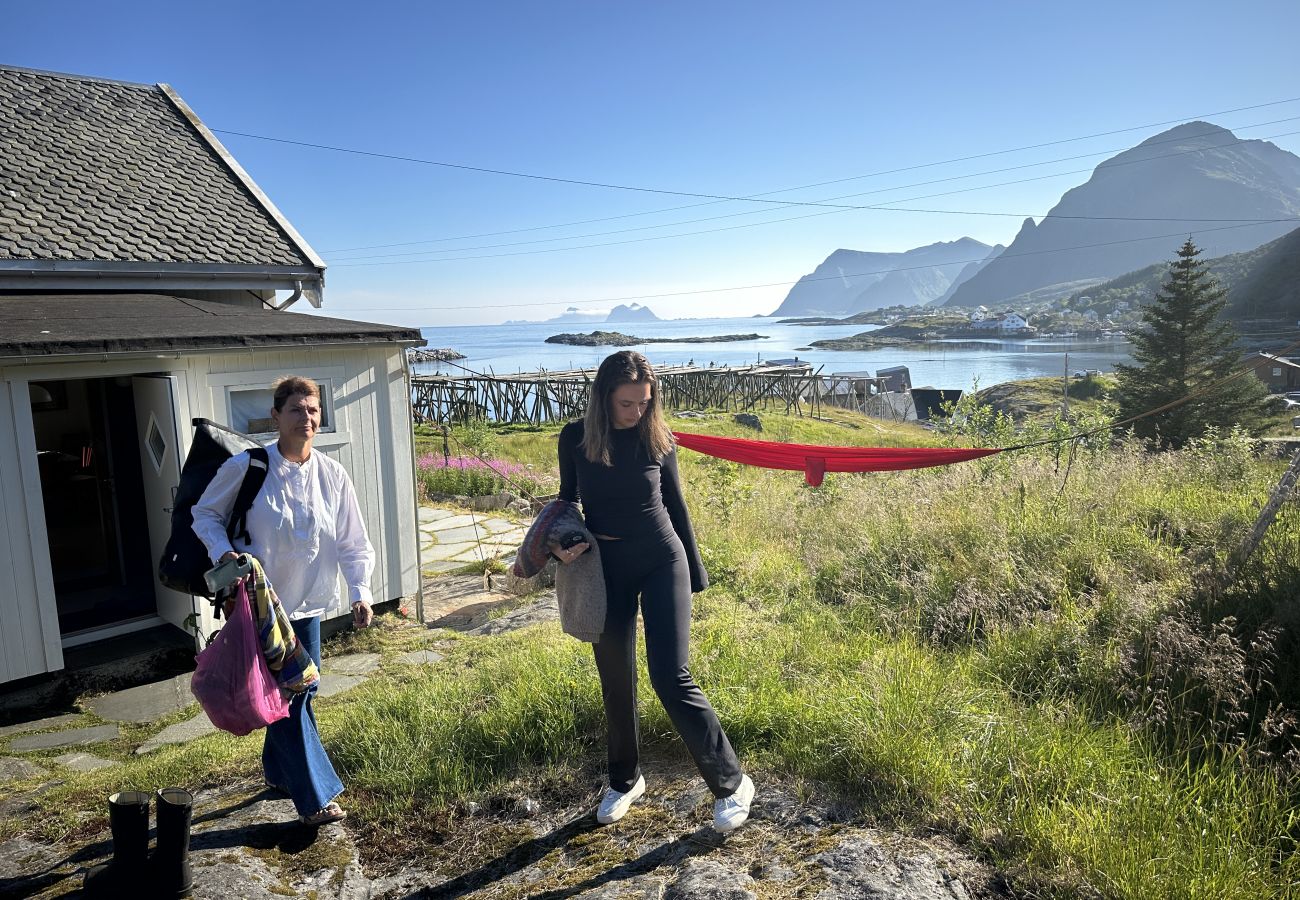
[6,406,1299,899]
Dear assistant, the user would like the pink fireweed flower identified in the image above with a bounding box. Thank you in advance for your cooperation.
[417,454,525,478]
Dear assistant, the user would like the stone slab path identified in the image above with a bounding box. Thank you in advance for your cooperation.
[418,504,530,574]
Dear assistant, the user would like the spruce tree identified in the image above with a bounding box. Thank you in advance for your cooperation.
[1114,239,1270,449]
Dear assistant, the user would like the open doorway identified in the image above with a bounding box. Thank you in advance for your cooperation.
[30,377,156,642]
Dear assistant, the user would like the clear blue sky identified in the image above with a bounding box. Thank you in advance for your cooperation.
[5,1,1299,327]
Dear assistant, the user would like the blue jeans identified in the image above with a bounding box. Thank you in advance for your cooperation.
[262,616,343,816]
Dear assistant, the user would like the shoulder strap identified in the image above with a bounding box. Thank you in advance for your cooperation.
[226,447,269,546]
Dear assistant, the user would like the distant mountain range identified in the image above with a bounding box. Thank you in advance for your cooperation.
[1064,224,1300,322]
[771,238,996,317]
[506,303,661,325]
[770,122,1300,317]
[942,122,1300,308]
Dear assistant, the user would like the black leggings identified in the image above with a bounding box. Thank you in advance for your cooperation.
[593,532,742,798]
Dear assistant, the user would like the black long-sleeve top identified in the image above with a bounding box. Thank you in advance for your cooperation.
[557,420,709,592]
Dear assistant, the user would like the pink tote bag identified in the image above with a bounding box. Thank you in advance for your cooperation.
[190,581,290,736]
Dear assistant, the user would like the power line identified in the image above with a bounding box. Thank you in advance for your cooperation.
[330,127,1300,267]
[321,109,1300,255]
[330,118,1300,260]
[328,220,1272,313]
[212,97,1300,233]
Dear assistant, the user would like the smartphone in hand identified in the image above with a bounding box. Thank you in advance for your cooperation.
[204,553,252,595]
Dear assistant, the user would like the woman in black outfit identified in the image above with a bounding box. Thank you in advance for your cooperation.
[555,350,755,832]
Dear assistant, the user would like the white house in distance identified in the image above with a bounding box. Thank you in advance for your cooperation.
[0,65,426,686]
[971,310,1031,333]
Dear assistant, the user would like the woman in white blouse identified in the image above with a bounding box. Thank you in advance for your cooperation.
[192,375,375,826]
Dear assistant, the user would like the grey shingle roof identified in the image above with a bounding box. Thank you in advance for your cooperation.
[0,66,321,272]
[0,294,423,359]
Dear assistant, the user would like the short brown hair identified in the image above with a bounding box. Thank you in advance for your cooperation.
[271,375,321,411]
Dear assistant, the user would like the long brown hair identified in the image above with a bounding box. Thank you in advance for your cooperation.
[582,351,673,465]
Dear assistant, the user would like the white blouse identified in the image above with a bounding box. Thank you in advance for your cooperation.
[191,442,375,619]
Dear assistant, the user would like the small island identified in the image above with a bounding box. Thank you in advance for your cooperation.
[407,347,467,362]
[545,330,767,346]
[809,314,1036,350]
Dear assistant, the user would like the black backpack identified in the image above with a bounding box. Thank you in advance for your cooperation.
[157,418,270,598]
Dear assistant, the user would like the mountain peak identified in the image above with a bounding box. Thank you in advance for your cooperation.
[943,122,1300,308]
[1138,120,1236,147]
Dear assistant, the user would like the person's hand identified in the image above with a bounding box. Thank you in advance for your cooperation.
[553,541,590,565]
[218,551,244,617]
[352,600,373,628]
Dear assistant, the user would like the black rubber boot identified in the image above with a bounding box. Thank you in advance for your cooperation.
[151,787,194,898]
[83,791,151,895]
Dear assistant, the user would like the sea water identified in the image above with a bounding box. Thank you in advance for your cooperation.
[416,316,1131,392]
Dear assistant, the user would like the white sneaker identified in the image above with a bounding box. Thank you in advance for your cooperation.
[596,775,646,824]
[712,774,755,833]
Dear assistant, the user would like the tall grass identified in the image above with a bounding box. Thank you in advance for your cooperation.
[15,412,1297,898]
[327,417,1300,896]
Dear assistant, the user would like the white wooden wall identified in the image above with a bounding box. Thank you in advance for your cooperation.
[0,379,64,682]
[0,343,420,683]
[187,345,421,641]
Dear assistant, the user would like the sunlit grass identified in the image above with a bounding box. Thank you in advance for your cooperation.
[8,410,1298,898]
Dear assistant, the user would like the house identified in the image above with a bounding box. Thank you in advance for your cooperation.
[997,311,1029,332]
[1243,352,1300,393]
[970,311,1029,333]
[969,306,991,322]
[0,65,426,686]
[875,365,912,393]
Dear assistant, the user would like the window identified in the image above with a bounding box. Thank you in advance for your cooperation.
[145,413,168,472]
[228,383,333,436]
[1274,367,1283,377]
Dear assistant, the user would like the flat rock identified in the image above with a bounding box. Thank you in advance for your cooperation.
[432,514,483,530]
[8,724,119,752]
[0,835,64,892]
[84,673,194,724]
[665,859,757,900]
[135,713,219,755]
[418,506,458,523]
[467,596,559,636]
[0,712,83,739]
[423,540,480,561]
[437,524,496,545]
[395,649,444,666]
[0,756,50,781]
[813,836,972,900]
[0,783,377,899]
[325,653,380,676]
[51,752,118,772]
[317,674,365,700]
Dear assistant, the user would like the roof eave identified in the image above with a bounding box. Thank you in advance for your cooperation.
[0,260,323,298]
[0,335,426,364]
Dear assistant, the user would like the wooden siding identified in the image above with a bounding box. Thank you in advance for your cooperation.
[0,344,419,683]
[189,346,420,640]
[0,379,64,681]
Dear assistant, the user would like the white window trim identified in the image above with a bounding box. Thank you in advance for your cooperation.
[206,367,349,443]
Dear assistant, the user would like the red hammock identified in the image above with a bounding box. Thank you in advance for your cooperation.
[672,431,1001,487]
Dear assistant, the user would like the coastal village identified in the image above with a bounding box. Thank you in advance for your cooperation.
[4,10,1300,899]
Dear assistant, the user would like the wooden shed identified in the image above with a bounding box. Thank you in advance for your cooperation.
[0,65,424,685]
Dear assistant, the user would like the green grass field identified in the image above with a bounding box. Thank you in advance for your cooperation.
[8,406,1300,898]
